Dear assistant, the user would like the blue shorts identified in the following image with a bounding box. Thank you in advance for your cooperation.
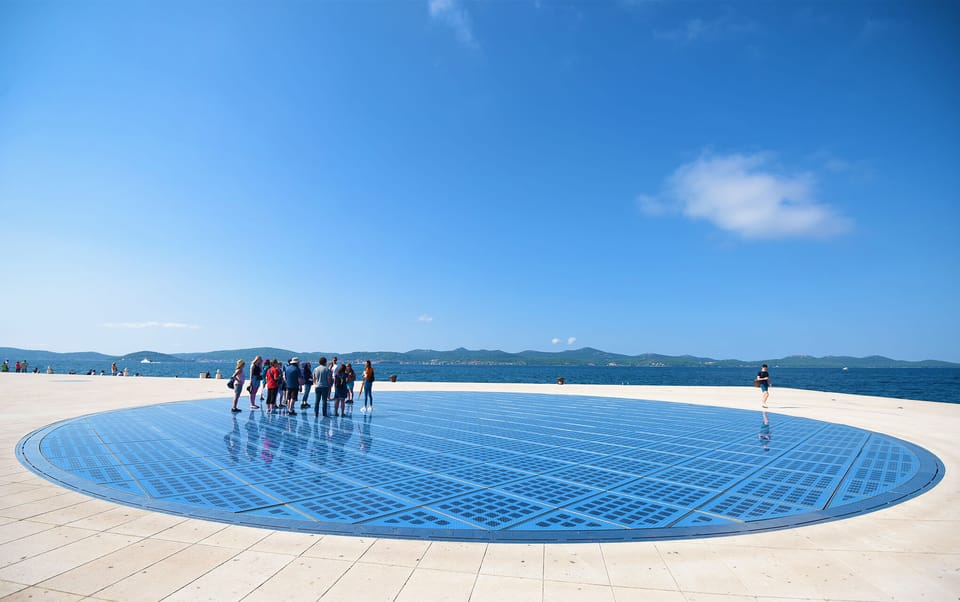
[760,384,769,392]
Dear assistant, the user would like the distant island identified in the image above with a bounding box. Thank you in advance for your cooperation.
[1,346,956,369]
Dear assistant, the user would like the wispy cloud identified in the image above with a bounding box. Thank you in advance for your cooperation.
[429,0,476,48]
[859,18,895,43]
[100,321,200,330]
[418,314,434,323]
[813,152,875,181]
[639,152,851,240]
[567,336,577,345]
[552,337,577,345]
[551,338,561,345]
[654,16,756,44]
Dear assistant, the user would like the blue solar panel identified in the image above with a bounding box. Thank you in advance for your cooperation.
[510,509,621,531]
[700,494,809,521]
[431,490,550,529]
[15,391,943,543]
[567,492,688,528]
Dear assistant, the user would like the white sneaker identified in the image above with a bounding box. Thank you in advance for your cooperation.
[360,407,366,414]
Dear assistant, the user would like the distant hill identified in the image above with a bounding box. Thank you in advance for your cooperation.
[116,351,187,363]
[1,346,957,368]
[174,348,300,362]
[0,347,114,363]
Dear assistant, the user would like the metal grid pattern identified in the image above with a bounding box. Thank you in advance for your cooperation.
[16,391,943,543]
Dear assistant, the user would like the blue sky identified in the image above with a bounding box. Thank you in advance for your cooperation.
[1,1,958,361]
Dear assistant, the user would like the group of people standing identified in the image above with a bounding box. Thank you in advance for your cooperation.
[230,356,374,418]
[0,359,29,373]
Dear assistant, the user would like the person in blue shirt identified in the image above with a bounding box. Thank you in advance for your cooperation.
[283,358,303,415]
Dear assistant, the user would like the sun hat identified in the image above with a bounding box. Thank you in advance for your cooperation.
[290,357,299,364]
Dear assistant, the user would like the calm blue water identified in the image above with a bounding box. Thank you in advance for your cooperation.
[32,361,960,404]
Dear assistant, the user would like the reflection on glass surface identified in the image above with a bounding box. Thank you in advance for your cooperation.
[759,410,772,451]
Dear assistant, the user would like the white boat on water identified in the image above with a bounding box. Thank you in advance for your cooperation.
[141,358,152,364]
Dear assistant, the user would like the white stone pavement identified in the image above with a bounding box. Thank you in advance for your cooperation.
[0,374,956,601]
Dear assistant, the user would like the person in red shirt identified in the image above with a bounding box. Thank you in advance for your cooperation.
[265,360,282,413]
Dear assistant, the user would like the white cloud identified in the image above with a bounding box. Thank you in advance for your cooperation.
[551,338,561,344]
[567,336,577,345]
[100,321,200,330]
[418,314,434,323]
[429,0,476,48]
[654,16,756,44]
[639,152,851,239]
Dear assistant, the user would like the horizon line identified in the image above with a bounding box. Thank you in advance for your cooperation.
[1,345,956,366]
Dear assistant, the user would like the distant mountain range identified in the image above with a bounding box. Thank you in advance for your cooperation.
[1,346,957,369]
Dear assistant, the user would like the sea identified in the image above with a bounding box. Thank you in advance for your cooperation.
[28,360,960,405]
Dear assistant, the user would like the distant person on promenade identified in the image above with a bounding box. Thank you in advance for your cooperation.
[313,357,331,418]
[361,360,374,414]
[111,362,117,376]
[265,360,282,413]
[248,356,262,410]
[284,358,302,415]
[230,359,246,412]
[300,361,313,410]
[0,360,7,372]
[756,364,770,408]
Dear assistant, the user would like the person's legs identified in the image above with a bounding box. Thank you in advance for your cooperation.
[761,384,769,407]
[301,384,311,408]
[364,381,373,409]
[232,386,242,411]
[319,387,329,417]
[249,382,260,408]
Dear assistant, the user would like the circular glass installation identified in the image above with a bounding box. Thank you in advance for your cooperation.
[16,392,943,542]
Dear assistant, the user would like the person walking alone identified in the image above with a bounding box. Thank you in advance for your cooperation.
[756,364,771,408]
